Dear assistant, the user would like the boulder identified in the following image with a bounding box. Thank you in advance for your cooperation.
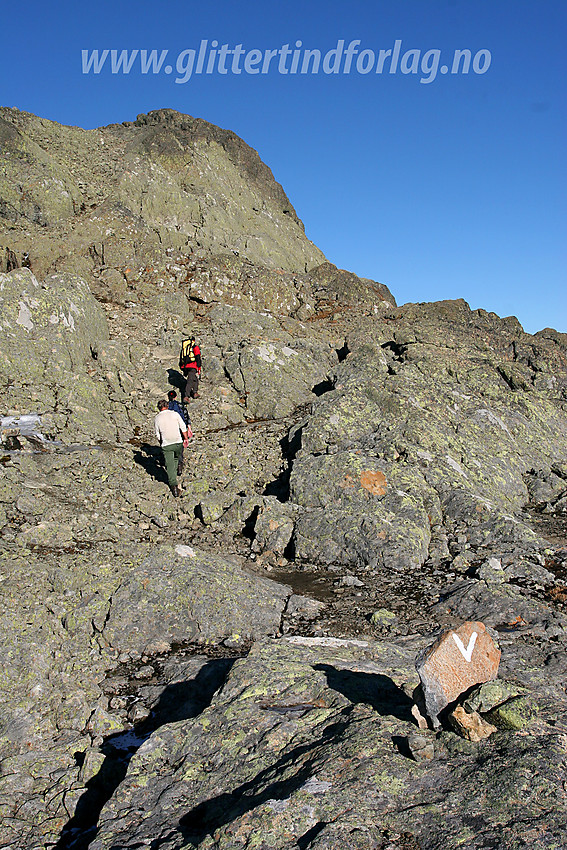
[102,544,292,654]
[251,496,298,555]
[416,621,501,726]
[290,451,434,569]
[448,706,497,741]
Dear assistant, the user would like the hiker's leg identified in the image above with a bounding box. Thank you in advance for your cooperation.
[162,444,182,487]
[184,370,198,399]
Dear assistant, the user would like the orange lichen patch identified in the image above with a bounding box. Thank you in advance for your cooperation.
[338,474,356,489]
[360,470,387,496]
[506,614,527,626]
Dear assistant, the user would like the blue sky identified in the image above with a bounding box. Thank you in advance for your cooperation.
[1,0,565,334]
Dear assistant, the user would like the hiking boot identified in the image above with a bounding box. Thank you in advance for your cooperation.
[170,484,181,497]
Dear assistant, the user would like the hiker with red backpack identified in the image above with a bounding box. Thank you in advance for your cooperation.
[179,336,201,401]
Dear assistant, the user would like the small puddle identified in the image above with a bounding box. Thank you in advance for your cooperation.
[266,567,336,601]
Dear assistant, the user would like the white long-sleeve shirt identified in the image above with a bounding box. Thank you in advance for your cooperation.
[154,409,187,447]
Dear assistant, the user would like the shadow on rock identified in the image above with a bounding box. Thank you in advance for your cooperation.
[313,664,414,723]
[132,442,168,485]
[167,368,186,393]
[54,657,235,850]
[263,425,303,502]
[155,708,354,848]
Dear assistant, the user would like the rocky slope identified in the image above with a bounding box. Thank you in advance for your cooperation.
[0,109,566,850]
[0,107,325,281]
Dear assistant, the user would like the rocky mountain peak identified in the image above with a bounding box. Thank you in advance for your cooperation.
[0,106,324,282]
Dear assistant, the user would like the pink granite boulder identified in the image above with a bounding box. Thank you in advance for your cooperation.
[416,621,501,727]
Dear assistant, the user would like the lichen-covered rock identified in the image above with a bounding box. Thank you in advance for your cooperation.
[290,450,437,570]
[463,679,528,713]
[251,496,298,555]
[103,545,291,654]
[484,695,538,730]
[431,576,567,638]
[89,636,567,850]
[0,107,325,282]
[0,268,119,441]
[0,268,108,379]
[287,299,567,575]
[210,302,337,419]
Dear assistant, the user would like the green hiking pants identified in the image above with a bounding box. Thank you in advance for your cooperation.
[162,442,183,487]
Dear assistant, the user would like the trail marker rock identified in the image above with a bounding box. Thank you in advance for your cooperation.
[416,621,500,727]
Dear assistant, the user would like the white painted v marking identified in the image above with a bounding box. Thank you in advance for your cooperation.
[452,631,478,663]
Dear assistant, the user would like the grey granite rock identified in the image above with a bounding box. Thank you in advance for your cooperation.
[0,109,566,850]
[103,544,291,654]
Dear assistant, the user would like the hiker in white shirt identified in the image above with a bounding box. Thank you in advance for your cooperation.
[154,399,191,497]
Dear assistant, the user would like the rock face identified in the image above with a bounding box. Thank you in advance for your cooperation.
[0,109,566,849]
[0,106,325,280]
[88,637,566,850]
[103,544,290,654]
[416,622,501,725]
[0,267,113,441]
[287,300,567,575]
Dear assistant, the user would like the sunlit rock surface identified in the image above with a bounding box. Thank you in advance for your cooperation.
[0,109,566,850]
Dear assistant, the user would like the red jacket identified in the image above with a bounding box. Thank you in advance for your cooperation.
[179,340,201,372]
[186,344,201,371]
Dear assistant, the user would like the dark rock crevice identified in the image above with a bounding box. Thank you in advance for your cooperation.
[381,340,408,360]
[336,341,349,362]
[263,424,303,503]
[53,656,237,850]
[311,377,335,397]
[242,504,260,541]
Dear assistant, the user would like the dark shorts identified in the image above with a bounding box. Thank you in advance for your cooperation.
[184,369,199,398]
